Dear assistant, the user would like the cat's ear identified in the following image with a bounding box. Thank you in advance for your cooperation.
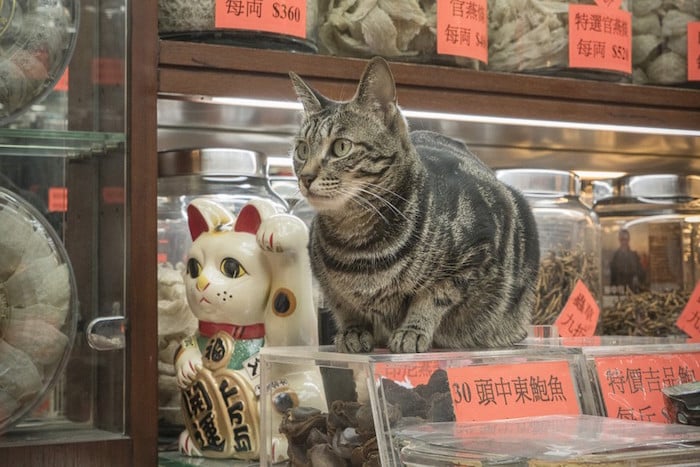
[187,199,235,241]
[354,57,397,118]
[289,72,329,115]
[234,199,281,235]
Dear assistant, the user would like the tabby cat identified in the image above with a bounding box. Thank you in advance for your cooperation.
[289,57,540,353]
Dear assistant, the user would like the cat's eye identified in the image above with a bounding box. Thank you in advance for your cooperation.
[220,257,247,279]
[296,141,310,160]
[186,258,202,279]
[332,138,352,157]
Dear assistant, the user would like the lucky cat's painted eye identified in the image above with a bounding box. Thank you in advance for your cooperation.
[333,138,352,157]
[296,141,310,160]
[220,257,247,278]
[186,258,202,279]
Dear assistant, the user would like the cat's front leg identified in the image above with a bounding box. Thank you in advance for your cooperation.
[332,306,374,353]
[389,288,453,353]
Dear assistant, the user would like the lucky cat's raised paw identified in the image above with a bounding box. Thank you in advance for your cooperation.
[175,357,203,388]
[389,328,432,353]
[335,327,374,353]
[256,215,308,253]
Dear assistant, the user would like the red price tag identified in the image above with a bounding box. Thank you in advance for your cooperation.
[568,5,632,74]
[688,22,700,81]
[446,361,580,422]
[54,68,69,92]
[554,280,600,338]
[48,187,68,213]
[215,0,307,40]
[436,0,488,63]
[594,352,700,423]
[676,281,700,338]
[375,360,441,387]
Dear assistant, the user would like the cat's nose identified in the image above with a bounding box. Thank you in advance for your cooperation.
[299,174,316,190]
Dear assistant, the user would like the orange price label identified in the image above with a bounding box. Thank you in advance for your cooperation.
[48,187,68,213]
[568,5,631,74]
[54,68,69,92]
[436,0,488,63]
[676,281,700,338]
[446,360,580,422]
[594,352,700,423]
[375,360,441,387]
[554,280,600,338]
[688,22,700,81]
[215,0,307,40]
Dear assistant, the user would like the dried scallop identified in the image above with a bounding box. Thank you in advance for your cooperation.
[632,13,661,36]
[661,9,696,37]
[631,0,663,16]
[647,51,687,83]
[632,34,662,65]
[0,339,42,402]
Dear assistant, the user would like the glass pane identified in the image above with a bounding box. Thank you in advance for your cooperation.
[0,0,128,444]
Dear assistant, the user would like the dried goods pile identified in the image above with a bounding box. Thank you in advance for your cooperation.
[632,0,699,84]
[0,2,75,122]
[600,289,690,336]
[279,369,455,466]
[531,250,600,327]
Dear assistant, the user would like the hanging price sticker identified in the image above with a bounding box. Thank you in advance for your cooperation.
[215,0,307,40]
[48,187,68,213]
[676,281,700,338]
[688,22,700,81]
[446,360,580,422]
[436,0,488,63]
[554,280,600,338]
[568,4,632,74]
[593,352,700,423]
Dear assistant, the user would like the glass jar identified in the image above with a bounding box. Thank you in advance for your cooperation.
[593,174,700,336]
[157,0,318,52]
[488,0,632,81]
[497,169,602,328]
[631,0,698,86]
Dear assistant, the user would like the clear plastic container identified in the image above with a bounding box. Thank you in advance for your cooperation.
[157,0,318,52]
[488,0,632,81]
[593,173,700,337]
[631,0,699,86]
[497,169,602,328]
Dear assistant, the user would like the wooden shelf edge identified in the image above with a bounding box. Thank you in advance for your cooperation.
[158,40,700,116]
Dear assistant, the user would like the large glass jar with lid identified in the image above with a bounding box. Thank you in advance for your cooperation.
[497,169,602,330]
[593,174,700,337]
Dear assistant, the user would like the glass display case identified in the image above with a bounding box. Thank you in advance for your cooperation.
[0,1,157,465]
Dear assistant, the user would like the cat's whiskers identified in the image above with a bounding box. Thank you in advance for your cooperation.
[336,186,390,226]
[353,185,410,224]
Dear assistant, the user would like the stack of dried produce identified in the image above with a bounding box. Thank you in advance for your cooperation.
[531,250,601,326]
[600,289,690,336]
[631,0,699,85]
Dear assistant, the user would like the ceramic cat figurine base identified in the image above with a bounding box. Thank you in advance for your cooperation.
[174,198,323,460]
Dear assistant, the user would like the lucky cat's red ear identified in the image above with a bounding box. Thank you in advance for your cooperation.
[234,204,262,234]
[187,204,209,241]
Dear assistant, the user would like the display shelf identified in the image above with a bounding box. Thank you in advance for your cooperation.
[0,129,125,158]
[158,41,700,132]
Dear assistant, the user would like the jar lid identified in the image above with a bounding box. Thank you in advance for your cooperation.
[619,174,700,199]
[158,148,268,178]
[496,169,580,196]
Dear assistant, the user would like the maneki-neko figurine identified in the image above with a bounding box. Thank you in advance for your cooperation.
[174,198,324,460]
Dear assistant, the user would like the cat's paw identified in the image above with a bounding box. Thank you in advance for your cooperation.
[257,215,308,253]
[389,328,432,353]
[176,357,203,388]
[335,327,374,353]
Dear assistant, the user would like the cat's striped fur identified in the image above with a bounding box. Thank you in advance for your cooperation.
[289,57,540,353]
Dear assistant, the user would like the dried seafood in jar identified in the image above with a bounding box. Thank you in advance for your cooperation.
[531,250,601,327]
[600,289,690,336]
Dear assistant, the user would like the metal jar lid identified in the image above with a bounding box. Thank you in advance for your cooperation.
[158,148,268,178]
[619,174,700,199]
[496,169,580,197]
